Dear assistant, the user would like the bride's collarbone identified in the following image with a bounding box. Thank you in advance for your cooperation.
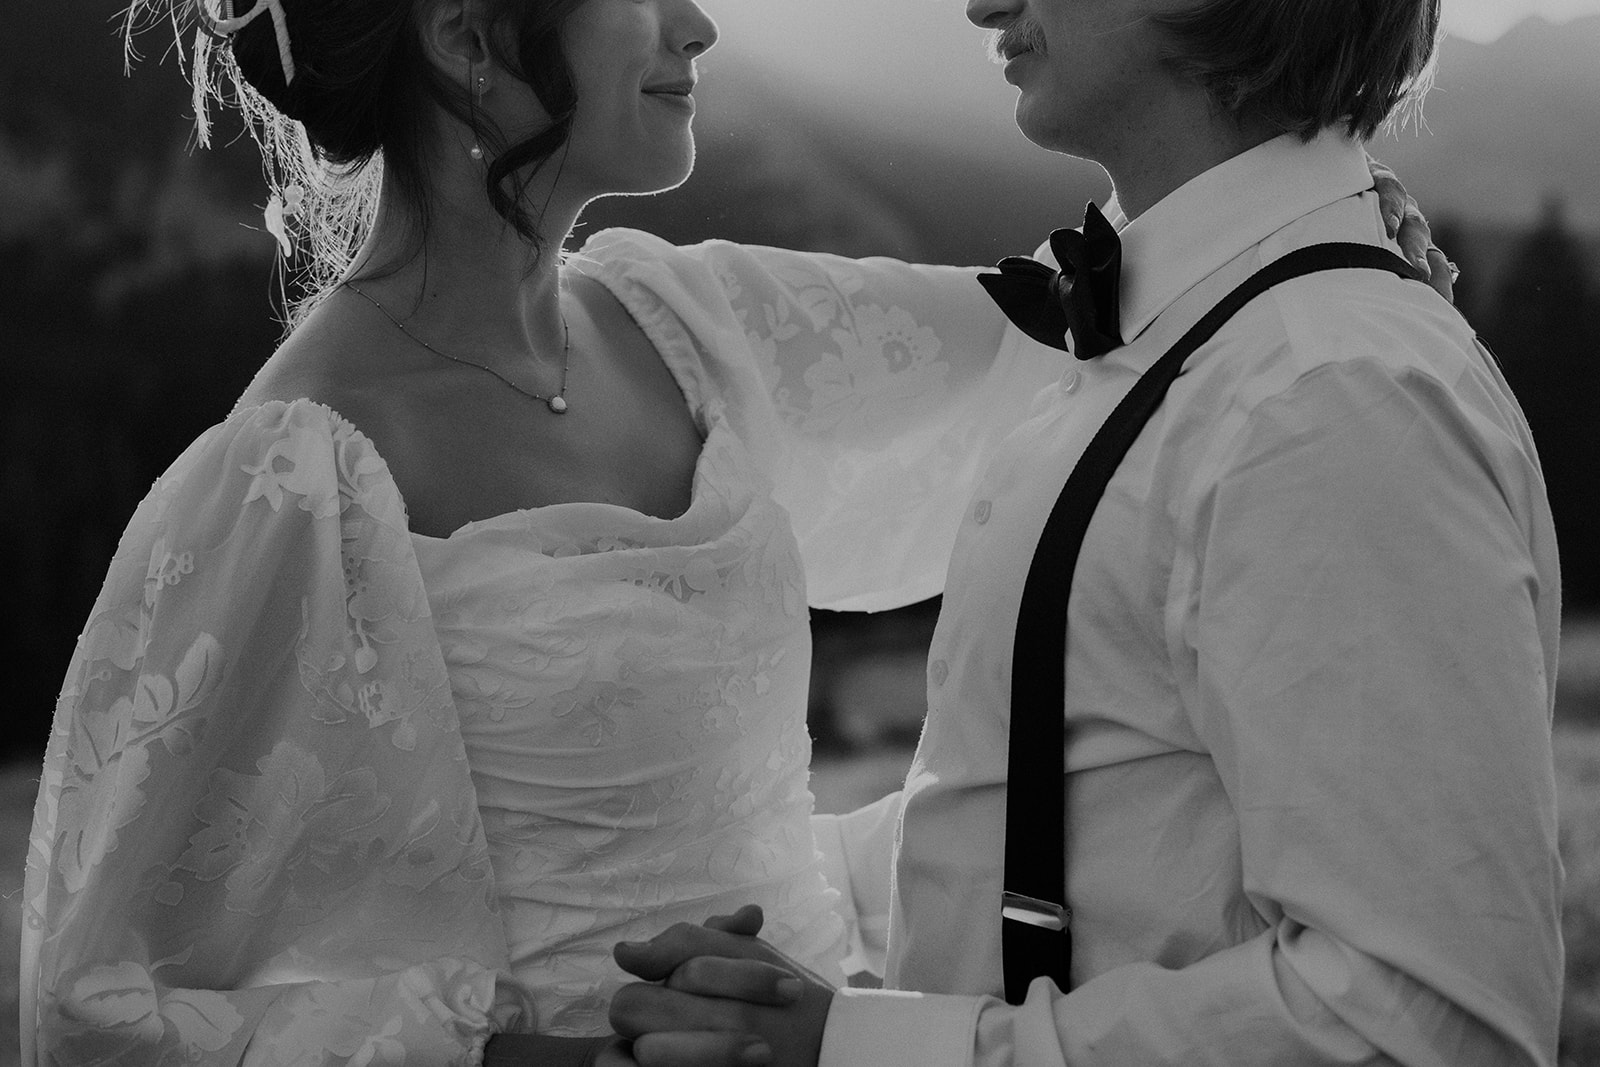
[355,373,703,535]
[245,298,703,534]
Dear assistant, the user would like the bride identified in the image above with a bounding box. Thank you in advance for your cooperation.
[20,0,1443,1062]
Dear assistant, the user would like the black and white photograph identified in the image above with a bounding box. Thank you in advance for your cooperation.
[2,0,1598,1062]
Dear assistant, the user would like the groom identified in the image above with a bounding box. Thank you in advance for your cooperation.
[610,1,1565,1064]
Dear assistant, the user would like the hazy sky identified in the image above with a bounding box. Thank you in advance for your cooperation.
[1444,0,1600,40]
[723,0,1600,47]
[711,0,1600,125]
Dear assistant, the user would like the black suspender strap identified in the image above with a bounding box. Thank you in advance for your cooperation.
[1001,243,1425,1005]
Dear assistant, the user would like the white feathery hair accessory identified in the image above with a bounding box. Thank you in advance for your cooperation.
[121,0,383,322]
[195,0,296,87]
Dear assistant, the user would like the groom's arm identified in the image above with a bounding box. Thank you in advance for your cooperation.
[614,350,1562,1067]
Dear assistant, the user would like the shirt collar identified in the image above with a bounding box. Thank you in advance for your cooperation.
[1098,131,1377,345]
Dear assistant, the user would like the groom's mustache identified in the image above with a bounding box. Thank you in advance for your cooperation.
[988,20,1048,63]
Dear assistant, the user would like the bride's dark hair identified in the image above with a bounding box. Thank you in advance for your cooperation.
[125,0,588,323]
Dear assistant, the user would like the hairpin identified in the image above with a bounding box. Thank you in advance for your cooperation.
[193,0,296,86]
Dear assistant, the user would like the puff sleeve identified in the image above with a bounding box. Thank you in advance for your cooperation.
[579,230,1062,612]
[21,400,531,1065]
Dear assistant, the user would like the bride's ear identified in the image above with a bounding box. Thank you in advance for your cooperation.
[419,0,494,90]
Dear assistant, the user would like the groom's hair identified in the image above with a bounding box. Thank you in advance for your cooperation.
[1152,0,1441,142]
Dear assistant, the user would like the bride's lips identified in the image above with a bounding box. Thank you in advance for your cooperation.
[642,81,696,110]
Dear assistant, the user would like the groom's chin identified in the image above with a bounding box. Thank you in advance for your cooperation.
[1012,105,1090,163]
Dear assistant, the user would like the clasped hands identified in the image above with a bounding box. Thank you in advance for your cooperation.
[602,904,834,1067]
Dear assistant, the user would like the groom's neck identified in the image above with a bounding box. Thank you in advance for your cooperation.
[1096,93,1282,221]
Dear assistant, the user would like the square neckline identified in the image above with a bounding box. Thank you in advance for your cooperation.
[235,244,720,543]
[405,249,718,541]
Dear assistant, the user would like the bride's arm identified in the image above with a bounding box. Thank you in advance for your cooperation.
[580,230,1061,613]
[23,402,526,1064]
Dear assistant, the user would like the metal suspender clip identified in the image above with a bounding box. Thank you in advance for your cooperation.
[1002,892,1070,932]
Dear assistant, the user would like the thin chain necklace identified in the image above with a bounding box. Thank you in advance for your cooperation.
[343,282,572,414]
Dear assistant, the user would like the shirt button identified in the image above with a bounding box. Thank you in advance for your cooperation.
[1060,367,1082,395]
[973,500,992,525]
[929,659,949,687]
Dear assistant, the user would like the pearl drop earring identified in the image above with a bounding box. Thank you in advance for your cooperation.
[469,75,486,161]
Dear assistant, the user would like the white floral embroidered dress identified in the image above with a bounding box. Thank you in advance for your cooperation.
[22,229,1056,1063]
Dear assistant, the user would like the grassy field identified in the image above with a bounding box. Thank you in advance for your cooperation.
[1557,721,1600,1063]
[2,626,1598,1062]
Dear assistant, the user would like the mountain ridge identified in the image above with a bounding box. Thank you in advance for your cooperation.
[695,12,1600,233]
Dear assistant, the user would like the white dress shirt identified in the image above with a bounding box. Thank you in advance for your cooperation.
[816,132,1564,1066]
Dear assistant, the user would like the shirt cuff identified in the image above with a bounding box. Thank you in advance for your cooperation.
[819,987,982,1067]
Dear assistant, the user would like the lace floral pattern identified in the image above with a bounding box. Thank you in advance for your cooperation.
[24,230,1060,1063]
[415,414,843,1036]
[580,229,1061,612]
[24,402,525,1065]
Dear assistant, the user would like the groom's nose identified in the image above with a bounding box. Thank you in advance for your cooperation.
[968,0,1024,30]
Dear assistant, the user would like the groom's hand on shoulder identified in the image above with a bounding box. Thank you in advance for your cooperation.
[611,907,833,1067]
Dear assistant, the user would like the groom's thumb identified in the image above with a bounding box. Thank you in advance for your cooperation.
[613,918,768,981]
[704,904,765,936]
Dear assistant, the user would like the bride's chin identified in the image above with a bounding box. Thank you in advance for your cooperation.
[609,150,698,197]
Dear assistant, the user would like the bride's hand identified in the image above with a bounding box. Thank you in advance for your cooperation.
[1367,156,1456,303]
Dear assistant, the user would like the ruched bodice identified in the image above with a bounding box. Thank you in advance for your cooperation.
[412,413,845,1034]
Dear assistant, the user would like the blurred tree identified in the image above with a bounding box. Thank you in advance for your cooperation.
[7,0,1600,761]
[1484,195,1600,609]
[1428,217,1484,323]
[0,232,274,761]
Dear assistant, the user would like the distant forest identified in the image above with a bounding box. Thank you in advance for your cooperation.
[3,4,1599,760]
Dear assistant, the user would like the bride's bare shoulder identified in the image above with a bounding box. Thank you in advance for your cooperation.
[236,294,421,439]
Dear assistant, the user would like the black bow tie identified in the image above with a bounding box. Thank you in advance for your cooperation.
[978,202,1126,360]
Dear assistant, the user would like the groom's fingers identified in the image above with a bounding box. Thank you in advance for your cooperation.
[615,923,768,981]
[611,980,763,1037]
[703,904,765,936]
[666,956,804,1006]
[631,1030,773,1067]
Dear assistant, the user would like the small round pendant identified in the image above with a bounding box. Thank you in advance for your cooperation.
[547,395,568,414]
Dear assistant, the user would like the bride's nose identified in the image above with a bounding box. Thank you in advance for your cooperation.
[667,0,719,57]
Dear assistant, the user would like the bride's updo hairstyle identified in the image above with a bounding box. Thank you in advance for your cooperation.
[126,0,587,321]
[1152,0,1441,142]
